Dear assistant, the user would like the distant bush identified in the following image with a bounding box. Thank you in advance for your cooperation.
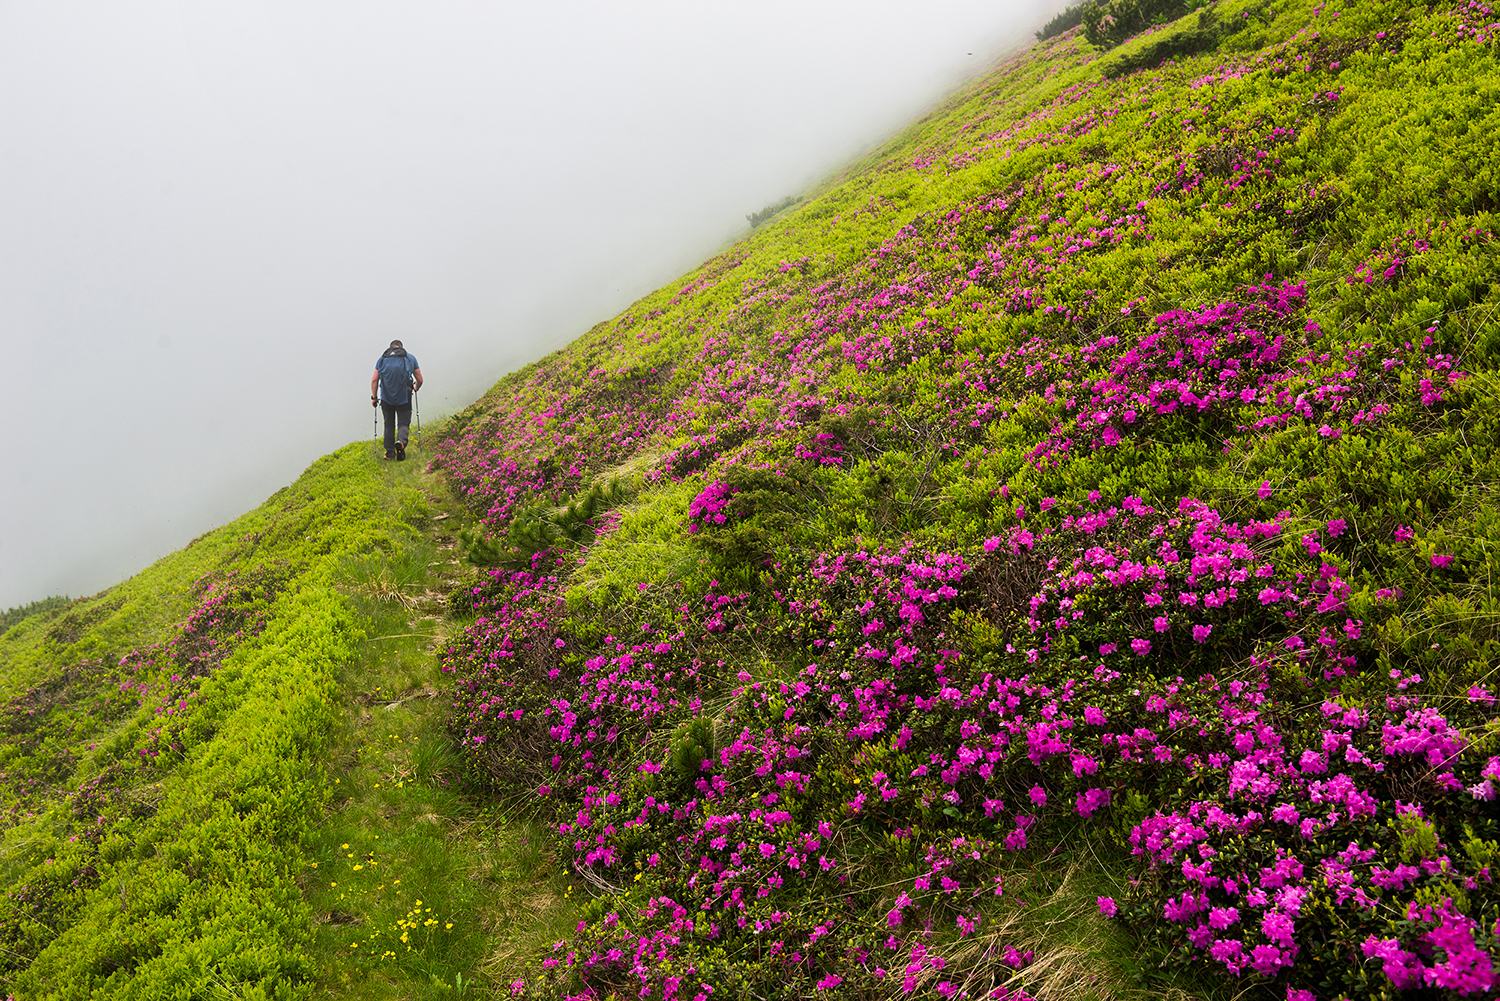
[1101,6,1237,76]
[746,194,802,230]
[0,595,69,639]
[460,478,636,568]
[1035,2,1087,40]
[1081,0,1193,48]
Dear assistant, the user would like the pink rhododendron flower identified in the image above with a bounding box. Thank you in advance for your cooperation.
[1076,787,1111,816]
[1209,938,1246,972]
[1252,944,1291,974]
[1262,910,1295,945]
[1209,906,1240,930]
[1362,937,1422,989]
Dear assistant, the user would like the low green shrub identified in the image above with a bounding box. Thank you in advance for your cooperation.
[0,444,436,998]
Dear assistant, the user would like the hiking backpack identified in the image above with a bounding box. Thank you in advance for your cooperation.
[378,346,413,403]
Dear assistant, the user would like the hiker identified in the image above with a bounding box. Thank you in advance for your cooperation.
[371,340,423,460]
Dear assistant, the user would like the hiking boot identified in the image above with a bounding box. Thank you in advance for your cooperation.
[396,442,407,461]
[384,449,395,460]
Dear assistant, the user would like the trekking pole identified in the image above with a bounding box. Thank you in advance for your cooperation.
[414,384,421,451]
[373,394,379,459]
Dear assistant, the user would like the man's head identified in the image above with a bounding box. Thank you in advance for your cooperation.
[389,339,403,349]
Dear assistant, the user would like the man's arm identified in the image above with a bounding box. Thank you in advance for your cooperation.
[371,369,380,405]
[412,367,423,392]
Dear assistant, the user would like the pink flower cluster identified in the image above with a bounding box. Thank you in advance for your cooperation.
[686,480,738,534]
[1362,899,1495,994]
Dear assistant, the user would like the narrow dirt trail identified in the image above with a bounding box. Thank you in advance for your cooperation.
[305,449,577,1000]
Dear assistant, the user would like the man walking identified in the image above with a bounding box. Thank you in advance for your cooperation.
[371,340,423,460]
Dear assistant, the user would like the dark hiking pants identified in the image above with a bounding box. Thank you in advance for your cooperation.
[381,401,412,453]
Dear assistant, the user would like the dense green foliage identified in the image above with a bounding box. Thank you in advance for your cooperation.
[0,445,433,998]
[1035,3,1088,42]
[0,597,70,641]
[747,196,805,231]
[432,0,1500,996]
[1081,0,1197,47]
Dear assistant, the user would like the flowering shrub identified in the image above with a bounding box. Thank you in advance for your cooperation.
[453,483,1499,998]
[418,0,1500,996]
[686,480,738,534]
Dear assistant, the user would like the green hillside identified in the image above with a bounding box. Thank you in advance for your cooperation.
[3,0,1499,997]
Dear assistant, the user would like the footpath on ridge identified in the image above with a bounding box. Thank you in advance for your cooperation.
[304,447,579,1000]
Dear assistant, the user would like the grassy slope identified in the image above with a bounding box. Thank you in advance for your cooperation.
[0,0,1497,997]
[432,0,1500,997]
[0,444,386,998]
[0,446,577,999]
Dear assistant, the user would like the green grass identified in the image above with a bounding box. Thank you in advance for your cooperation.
[5,0,1500,996]
[304,443,578,1000]
[0,437,580,999]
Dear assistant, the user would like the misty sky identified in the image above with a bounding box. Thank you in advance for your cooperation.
[0,0,1064,609]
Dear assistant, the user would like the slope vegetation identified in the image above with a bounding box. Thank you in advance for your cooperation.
[1,0,1497,997]
[432,0,1500,997]
[0,449,557,999]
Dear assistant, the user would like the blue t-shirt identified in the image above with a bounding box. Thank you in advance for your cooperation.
[376,351,419,405]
